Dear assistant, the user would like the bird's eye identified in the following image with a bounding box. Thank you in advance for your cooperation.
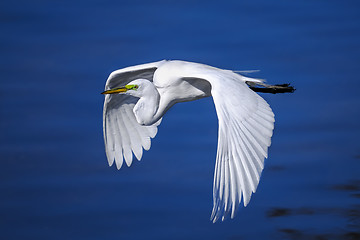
[125,84,139,90]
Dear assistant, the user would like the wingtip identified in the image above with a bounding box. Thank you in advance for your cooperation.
[211,216,218,223]
[114,157,123,170]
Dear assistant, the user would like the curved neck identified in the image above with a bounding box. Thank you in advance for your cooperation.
[133,86,160,126]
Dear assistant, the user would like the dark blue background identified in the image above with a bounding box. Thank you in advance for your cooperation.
[1,0,360,239]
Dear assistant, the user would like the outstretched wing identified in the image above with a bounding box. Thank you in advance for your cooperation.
[209,73,274,222]
[103,60,166,169]
[181,63,274,222]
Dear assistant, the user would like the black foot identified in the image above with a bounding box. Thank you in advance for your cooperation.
[246,82,296,94]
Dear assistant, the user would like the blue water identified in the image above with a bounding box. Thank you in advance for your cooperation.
[1,1,360,239]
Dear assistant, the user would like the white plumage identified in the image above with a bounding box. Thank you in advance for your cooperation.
[102,60,275,222]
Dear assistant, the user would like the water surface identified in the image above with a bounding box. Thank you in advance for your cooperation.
[1,0,360,239]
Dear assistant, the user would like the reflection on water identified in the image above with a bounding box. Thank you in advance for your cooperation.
[267,178,360,239]
[1,0,360,239]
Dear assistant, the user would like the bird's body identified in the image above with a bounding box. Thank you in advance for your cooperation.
[102,60,294,222]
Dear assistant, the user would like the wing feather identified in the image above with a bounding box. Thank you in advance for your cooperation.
[224,157,231,216]
[103,61,166,169]
[190,69,275,222]
[127,111,152,151]
[228,155,239,218]
[235,126,258,193]
[104,111,116,166]
[108,110,123,169]
[115,112,133,167]
[105,60,165,90]
[122,107,143,161]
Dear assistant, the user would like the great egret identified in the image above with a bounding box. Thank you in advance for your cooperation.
[102,60,294,222]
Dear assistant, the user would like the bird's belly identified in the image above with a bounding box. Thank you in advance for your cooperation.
[157,77,211,103]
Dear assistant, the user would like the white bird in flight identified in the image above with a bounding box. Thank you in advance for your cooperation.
[102,60,294,222]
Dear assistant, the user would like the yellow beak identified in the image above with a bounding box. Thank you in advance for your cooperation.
[101,87,127,94]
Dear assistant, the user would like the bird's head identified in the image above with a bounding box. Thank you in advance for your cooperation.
[101,79,151,97]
